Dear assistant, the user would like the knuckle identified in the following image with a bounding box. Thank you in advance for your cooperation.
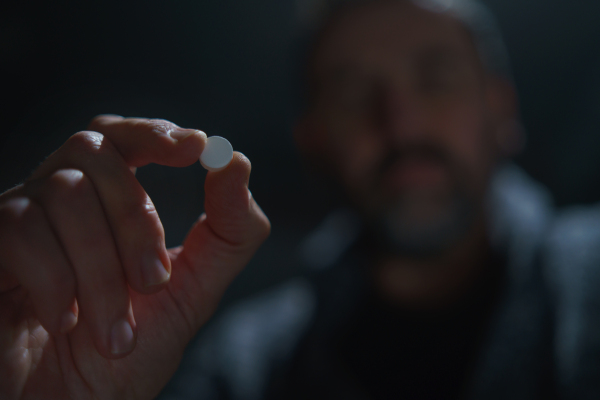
[0,197,43,240]
[67,131,108,155]
[121,195,158,226]
[0,197,39,223]
[139,118,177,138]
[48,168,86,187]
[42,169,95,204]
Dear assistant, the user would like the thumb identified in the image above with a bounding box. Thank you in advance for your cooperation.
[168,152,270,330]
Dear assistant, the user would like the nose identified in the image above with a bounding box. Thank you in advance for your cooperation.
[376,86,426,144]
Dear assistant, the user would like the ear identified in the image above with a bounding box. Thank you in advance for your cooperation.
[485,76,526,157]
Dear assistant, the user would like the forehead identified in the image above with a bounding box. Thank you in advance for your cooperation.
[313,0,477,76]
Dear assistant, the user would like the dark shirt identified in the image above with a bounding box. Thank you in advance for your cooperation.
[267,243,506,400]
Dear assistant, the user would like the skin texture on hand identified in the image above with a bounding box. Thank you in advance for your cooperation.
[0,116,271,400]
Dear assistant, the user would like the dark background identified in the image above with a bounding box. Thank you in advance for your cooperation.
[2,0,600,307]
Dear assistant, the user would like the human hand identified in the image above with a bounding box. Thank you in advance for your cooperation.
[0,116,271,399]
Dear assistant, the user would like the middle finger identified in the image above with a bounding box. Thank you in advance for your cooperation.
[37,169,136,358]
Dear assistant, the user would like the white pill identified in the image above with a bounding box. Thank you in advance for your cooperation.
[200,136,234,172]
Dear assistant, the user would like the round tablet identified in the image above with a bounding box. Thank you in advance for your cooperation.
[200,136,234,172]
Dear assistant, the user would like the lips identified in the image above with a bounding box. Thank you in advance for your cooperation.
[383,158,447,191]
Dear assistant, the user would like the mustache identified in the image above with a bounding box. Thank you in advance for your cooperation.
[376,143,455,178]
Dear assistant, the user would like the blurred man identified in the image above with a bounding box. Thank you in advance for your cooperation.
[160,1,600,399]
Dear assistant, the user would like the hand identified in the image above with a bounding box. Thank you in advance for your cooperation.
[0,116,271,399]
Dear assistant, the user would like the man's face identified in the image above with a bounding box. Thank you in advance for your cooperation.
[307,0,503,256]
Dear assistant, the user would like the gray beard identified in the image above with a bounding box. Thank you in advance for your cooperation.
[370,192,476,258]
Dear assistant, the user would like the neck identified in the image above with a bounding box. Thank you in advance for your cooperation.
[372,217,491,310]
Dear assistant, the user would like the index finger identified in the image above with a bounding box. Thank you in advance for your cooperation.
[29,116,207,184]
[87,115,207,168]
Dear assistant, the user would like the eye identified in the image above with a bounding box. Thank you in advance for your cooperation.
[318,68,377,114]
[420,62,460,92]
[335,78,376,111]
[418,50,469,94]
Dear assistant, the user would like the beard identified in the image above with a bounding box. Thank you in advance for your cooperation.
[371,188,476,258]
[359,143,480,258]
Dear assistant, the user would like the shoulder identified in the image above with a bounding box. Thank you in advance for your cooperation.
[542,203,600,396]
[471,164,600,398]
[546,204,600,264]
[543,203,600,300]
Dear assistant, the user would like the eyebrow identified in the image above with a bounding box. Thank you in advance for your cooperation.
[310,42,478,100]
[320,44,470,76]
[309,65,370,102]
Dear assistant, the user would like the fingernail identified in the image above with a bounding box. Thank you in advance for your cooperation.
[60,310,78,333]
[170,128,201,142]
[142,252,170,287]
[110,319,135,355]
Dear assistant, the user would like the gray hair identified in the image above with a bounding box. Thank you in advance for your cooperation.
[295,0,513,80]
